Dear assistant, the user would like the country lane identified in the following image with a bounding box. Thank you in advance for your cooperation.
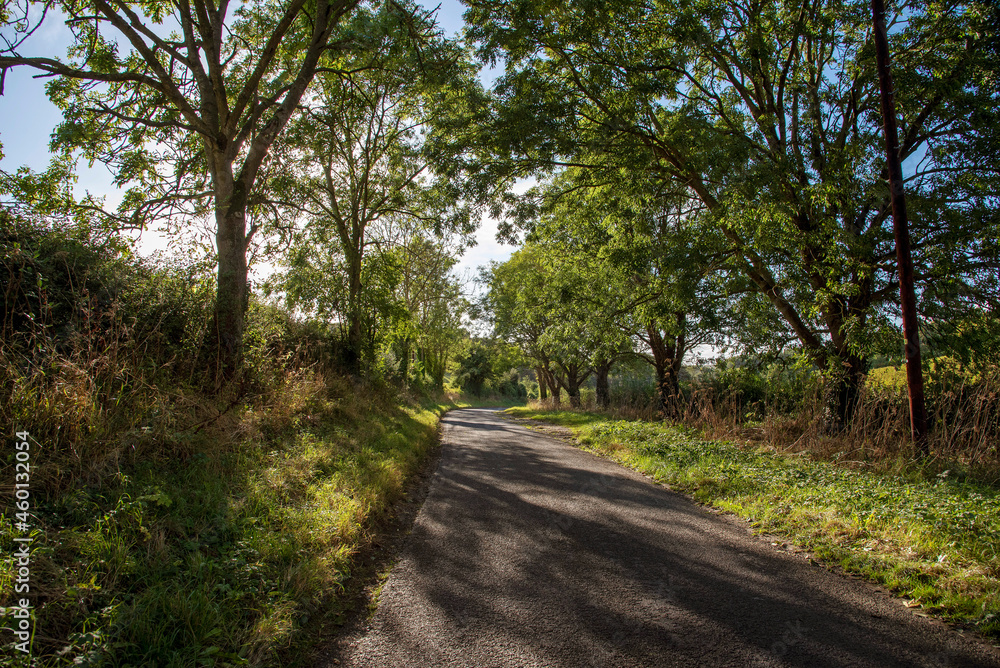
[331,408,1000,668]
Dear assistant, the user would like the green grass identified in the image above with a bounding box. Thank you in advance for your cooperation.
[449,393,528,409]
[1,377,459,666]
[506,407,1000,640]
[505,407,606,427]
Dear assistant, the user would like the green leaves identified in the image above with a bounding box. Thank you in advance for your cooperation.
[261,5,479,376]
[483,236,630,386]
[467,0,1000,393]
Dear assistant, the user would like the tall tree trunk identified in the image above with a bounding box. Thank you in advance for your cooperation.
[801,224,871,429]
[399,336,411,385]
[345,247,363,376]
[538,362,560,405]
[535,367,548,400]
[211,171,250,381]
[646,313,685,417]
[595,358,613,408]
[428,346,447,390]
[872,0,929,454]
[434,360,446,390]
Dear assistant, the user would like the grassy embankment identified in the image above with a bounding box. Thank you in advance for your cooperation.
[506,406,1000,641]
[1,373,467,666]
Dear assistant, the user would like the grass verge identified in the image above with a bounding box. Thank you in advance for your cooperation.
[450,395,527,409]
[1,374,457,666]
[505,407,1000,641]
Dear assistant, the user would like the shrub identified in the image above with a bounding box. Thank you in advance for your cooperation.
[490,368,528,399]
[0,210,125,349]
[0,213,450,666]
[453,341,492,396]
[701,356,816,422]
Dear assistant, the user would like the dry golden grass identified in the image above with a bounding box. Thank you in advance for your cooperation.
[534,365,1000,481]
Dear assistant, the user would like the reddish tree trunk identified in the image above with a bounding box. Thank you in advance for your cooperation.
[872,0,929,454]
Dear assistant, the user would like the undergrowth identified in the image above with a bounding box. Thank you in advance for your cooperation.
[0,214,458,665]
[506,407,1000,642]
[0,368,453,666]
[569,355,1000,482]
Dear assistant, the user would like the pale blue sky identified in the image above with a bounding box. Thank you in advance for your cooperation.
[0,0,515,279]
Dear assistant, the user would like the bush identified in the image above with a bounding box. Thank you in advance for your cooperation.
[0,210,126,349]
[453,340,493,395]
[702,356,815,421]
[0,215,218,491]
[608,361,658,408]
[490,368,528,399]
[452,338,524,397]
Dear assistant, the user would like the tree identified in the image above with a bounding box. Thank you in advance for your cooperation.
[484,241,629,408]
[0,0,380,376]
[481,246,559,401]
[467,0,1000,425]
[452,337,522,396]
[524,168,722,415]
[396,237,466,390]
[269,8,477,373]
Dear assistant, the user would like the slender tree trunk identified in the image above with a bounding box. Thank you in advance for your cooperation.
[345,247,363,376]
[872,0,929,454]
[436,348,447,389]
[595,358,612,408]
[428,347,446,390]
[399,336,411,384]
[543,366,560,405]
[535,367,548,400]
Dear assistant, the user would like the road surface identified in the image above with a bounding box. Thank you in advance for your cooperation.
[332,408,1000,667]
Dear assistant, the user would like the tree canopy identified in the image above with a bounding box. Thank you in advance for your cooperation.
[0,0,438,375]
[467,0,1000,421]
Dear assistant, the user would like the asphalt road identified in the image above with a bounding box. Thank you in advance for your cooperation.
[332,408,1000,667]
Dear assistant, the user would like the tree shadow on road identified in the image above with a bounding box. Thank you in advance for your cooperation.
[345,410,996,668]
